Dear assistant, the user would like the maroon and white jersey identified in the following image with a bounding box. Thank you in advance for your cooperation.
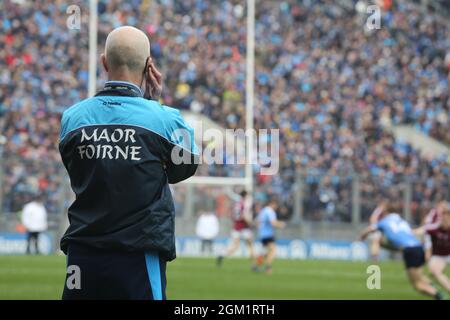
[423,207,443,229]
[426,225,450,256]
[232,198,251,231]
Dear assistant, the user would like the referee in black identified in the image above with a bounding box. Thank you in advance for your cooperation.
[59,26,198,300]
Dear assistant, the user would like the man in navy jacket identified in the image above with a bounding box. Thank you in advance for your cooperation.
[59,26,198,300]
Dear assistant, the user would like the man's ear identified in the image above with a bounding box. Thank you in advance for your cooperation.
[101,53,108,72]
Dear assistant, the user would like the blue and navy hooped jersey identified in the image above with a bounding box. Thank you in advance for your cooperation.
[59,82,199,261]
[375,214,421,250]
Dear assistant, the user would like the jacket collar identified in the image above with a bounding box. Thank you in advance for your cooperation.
[95,81,143,97]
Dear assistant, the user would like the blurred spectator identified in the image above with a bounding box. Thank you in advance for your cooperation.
[195,211,219,255]
[21,194,48,254]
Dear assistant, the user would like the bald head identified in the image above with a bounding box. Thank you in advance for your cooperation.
[103,26,150,76]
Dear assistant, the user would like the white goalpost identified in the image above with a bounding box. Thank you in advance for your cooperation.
[87,0,256,192]
[179,0,256,192]
[88,0,98,98]
[244,0,255,194]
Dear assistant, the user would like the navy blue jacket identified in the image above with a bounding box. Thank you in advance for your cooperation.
[59,82,198,261]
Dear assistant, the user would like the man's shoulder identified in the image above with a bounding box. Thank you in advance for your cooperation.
[59,98,97,141]
[132,100,189,137]
[138,101,196,151]
[61,97,97,123]
[62,97,96,118]
[142,100,183,121]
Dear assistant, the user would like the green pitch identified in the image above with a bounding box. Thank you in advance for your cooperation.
[0,255,447,299]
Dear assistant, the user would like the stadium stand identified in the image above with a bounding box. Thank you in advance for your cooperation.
[0,0,448,223]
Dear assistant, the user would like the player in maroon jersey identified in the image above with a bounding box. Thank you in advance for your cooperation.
[423,200,446,227]
[422,200,446,260]
[217,190,255,268]
[415,203,450,293]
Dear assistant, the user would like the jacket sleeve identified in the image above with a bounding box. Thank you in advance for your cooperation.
[160,109,199,184]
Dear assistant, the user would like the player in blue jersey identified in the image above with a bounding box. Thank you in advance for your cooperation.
[360,212,444,299]
[254,198,285,274]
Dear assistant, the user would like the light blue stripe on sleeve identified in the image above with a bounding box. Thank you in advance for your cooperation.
[144,252,162,300]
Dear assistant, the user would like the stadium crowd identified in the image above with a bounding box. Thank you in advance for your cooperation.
[0,0,448,223]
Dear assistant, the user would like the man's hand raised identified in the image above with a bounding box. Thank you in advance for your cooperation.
[145,58,162,100]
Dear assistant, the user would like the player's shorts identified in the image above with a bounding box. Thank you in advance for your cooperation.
[62,243,166,300]
[261,237,275,246]
[231,228,253,240]
[402,246,426,269]
[429,255,450,265]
